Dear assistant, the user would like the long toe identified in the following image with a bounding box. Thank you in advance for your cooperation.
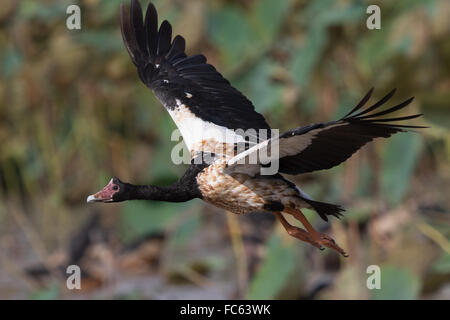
[316,233,348,257]
[287,227,323,250]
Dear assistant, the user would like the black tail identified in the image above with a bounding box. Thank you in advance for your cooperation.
[303,198,345,222]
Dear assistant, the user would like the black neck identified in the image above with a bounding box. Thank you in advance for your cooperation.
[126,183,196,202]
[124,163,207,202]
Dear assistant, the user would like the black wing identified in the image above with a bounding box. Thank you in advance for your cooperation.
[229,88,425,175]
[120,0,270,154]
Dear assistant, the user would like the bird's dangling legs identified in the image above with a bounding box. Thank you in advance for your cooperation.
[284,207,348,257]
[274,212,323,250]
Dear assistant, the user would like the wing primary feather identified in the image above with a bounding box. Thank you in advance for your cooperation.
[173,54,207,67]
[130,0,147,56]
[370,123,427,129]
[349,88,397,119]
[177,64,216,72]
[157,20,172,57]
[166,35,186,60]
[359,114,422,123]
[144,2,158,58]
[120,4,138,66]
[357,96,414,120]
[342,87,374,118]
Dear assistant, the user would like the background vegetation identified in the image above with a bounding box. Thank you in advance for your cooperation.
[0,0,449,299]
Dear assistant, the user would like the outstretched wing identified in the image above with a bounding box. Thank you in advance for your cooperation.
[228,88,425,175]
[120,0,270,157]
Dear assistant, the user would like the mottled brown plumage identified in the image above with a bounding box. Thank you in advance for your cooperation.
[197,158,308,214]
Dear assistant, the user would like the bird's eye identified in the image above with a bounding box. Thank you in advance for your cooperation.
[113,185,119,190]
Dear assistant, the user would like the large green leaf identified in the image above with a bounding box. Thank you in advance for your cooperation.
[291,0,365,87]
[208,6,256,66]
[357,29,412,74]
[251,0,290,44]
[246,233,296,299]
[234,59,282,113]
[300,0,364,28]
[290,26,327,87]
[381,133,423,205]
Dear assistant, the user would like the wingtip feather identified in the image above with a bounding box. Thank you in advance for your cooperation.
[144,2,158,57]
[157,20,173,56]
[342,87,374,118]
[349,88,397,119]
[120,3,139,65]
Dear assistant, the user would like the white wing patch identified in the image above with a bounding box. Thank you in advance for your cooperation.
[227,123,347,167]
[166,100,246,156]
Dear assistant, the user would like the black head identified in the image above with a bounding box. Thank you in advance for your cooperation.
[86,177,131,203]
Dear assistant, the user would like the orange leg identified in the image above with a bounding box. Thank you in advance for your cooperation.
[274,212,323,250]
[284,207,348,257]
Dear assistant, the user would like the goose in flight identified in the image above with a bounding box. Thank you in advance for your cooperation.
[87,0,424,256]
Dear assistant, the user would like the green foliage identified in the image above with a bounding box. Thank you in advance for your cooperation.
[291,1,365,87]
[99,0,125,22]
[235,59,282,113]
[290,26,327,87]
[251,0,290,45]
[29,284,60,300]
[0,0,447,300]
[74,31,123,52]
[432,252,450,274]
[120,201,195,243]
[246,233,297,299]
[381,133,423,205]
[19,0,69,20]
[371,266,421,300]
[167,210,202,249]
[208,0,289,67]
[1,46,22,78]
[299,0,364,27]
[208,6,254,66]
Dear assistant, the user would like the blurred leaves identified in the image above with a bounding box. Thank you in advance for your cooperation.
[246,233,296,299]
[432,252,450,274]
[29,284,60,300]
[381,133,423,205]
[371,266,421,300]
[1,46,23,78]
[208,6,253,66]
[208,0,289,66]
[121,201,194,243]
[167,211,202,249]
[19,0,69,21]
[235,58,282,113]
[0,0,448,300]
[73,31,123,53]
[291,1,365,87]
[290,26,327,87]
[251,0,290,45]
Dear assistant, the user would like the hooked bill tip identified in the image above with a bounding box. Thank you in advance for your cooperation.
[86,194,97,203]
